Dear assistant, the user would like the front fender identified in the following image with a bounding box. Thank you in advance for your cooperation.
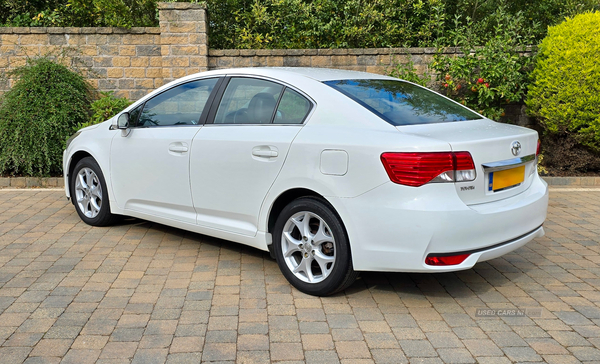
[63,123,121,214]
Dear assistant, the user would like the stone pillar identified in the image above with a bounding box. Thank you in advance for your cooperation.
[158,2,208,85]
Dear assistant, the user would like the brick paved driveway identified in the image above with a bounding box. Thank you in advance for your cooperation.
[0,189,599,364]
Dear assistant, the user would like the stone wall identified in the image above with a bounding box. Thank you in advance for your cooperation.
[0,27,162,100]
[0,2,449,101]
[0,2,207,100]
[207,47,445,76]
[0,1,529,124]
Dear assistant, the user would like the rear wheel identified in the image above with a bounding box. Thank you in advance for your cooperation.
[70,157,116,226]
[273,197,358,296]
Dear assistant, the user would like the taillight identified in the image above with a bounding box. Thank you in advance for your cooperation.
[381,152,476,187]
[454,152,477,182]
[536,139,541,156]
[425,254,470,266]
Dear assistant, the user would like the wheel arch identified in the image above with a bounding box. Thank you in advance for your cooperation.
[267,188,324,234]
[266,187,359,295]
[67,150,94,204]
[266,188,352,257]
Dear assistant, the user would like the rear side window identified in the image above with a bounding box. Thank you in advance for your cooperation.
[214,78,283,124]
[324,79,481,126]
[274,88,312,124]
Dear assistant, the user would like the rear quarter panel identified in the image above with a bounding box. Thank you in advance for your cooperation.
[257,85,453,234]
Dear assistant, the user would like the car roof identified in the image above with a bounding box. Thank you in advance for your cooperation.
[192,67,395,82]
[136,67,399,110]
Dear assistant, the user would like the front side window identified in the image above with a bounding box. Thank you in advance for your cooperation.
[128,103,143,127]
[214,78,284,124]
[324,79,481,126]
[138,78,218,127]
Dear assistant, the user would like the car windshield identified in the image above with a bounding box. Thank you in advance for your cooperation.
[324,79,481,126]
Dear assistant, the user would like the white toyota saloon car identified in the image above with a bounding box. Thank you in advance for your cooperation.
[63,68,549,296]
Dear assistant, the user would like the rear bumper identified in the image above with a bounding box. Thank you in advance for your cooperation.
[330,174,548,272]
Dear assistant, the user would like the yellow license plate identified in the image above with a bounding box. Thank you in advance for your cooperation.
[489,166,525,191]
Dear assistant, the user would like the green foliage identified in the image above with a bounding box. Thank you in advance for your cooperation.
[205,0,599,49]
[8,10,63,27]
[59,0,158,27]
[386,60,430,87]
[2,0,599,48]
[0,57,93,176]
[74,91,131,132]
[429,6,535,121]
[0,0,158,27]
[526,12,600,153]
[208,0,447,49]
[537,154,548,175]
[443,0,599,43]
[0,0,64,25]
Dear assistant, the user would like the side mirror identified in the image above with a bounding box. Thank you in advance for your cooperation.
[117,112,130,130]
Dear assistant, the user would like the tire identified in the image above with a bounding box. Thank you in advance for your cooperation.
[70,157,116,226]
[273,197,358,296]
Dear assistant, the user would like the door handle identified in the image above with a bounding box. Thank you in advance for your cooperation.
[169,144,188,153]
[252,146,278,158]
[252,150,278,158]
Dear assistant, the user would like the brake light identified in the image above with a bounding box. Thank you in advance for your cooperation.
[425,254,470,266]
[381,152,476,187]
[536,139,541,156]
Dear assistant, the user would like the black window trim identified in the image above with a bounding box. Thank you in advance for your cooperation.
[204,75,315,126]
[127,76,225,129]
[204,76,231,125]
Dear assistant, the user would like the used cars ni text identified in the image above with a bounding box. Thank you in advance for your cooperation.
[63,68,549,296]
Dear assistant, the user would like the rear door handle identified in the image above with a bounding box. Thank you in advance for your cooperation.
[169,143,189,153]
[252,146,278,158]
[252,150,278,158]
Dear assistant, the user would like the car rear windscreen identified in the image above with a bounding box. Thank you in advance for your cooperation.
[324,79,481,126]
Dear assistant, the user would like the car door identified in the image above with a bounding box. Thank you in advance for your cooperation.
[190,76,314,235]
[110,77,220,224]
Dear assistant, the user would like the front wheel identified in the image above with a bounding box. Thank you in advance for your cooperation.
[70,157,116,226]
[273,197,358,296]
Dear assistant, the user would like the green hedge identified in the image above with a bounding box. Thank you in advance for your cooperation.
[430,11,535,121]
[526,12,600,153]
[2,0,599,49]
[0,58,93,176]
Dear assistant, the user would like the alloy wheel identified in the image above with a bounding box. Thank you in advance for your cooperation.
[74,167,103,218]
[281,211,336,283]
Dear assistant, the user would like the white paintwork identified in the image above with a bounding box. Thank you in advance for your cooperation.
[328,174,548,271]
[63,67,549,274]
[110,126,200,224]
[398,120,539,205]
[190,124,302,236]
[320,150,349,176]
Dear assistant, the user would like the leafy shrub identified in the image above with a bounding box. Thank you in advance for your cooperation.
[526,12,600,154]
[0,57,93,176]
[201,0,599,49]
[60,0,158,28]
[386,60,430,87]
[430,7,535,120]
[0,0,64,26]
[74,91,131,132]
[2,0,599,49]
[209,0,446,49]
[443,0,599,44]
[0,0,158,27]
